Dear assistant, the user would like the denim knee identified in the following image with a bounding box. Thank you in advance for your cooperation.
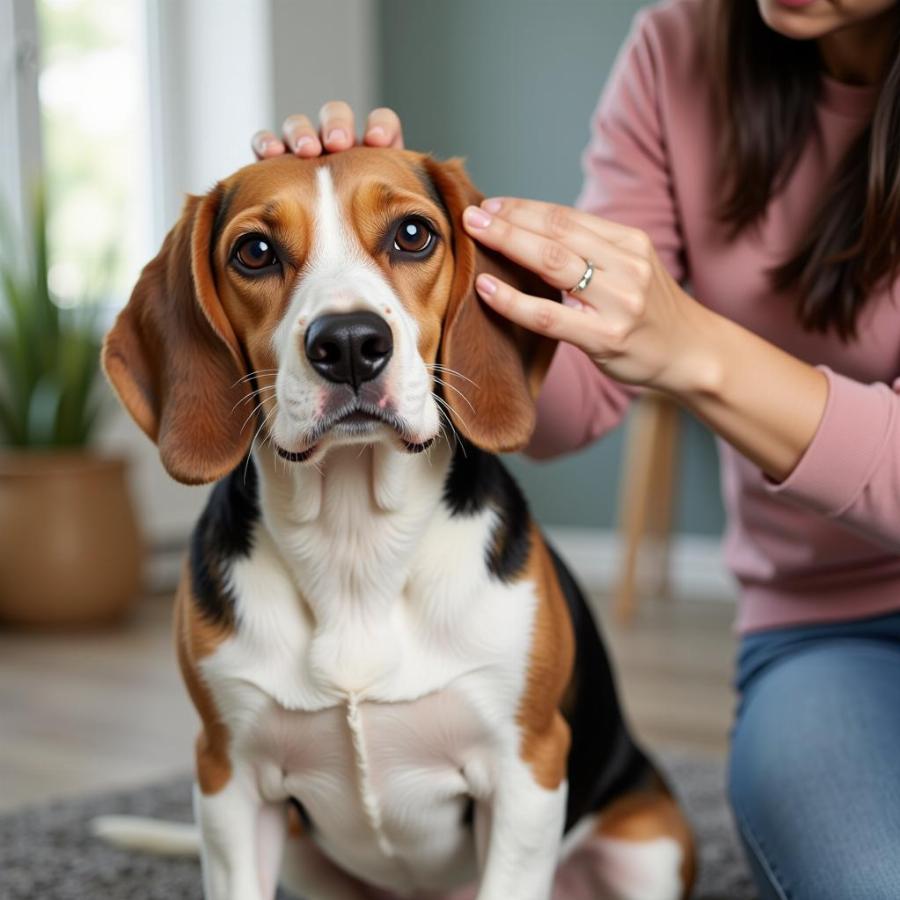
[730,622,900,900]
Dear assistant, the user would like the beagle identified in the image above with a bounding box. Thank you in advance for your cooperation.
[101,148,696,900]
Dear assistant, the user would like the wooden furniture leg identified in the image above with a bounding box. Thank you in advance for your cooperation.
[614,394,680,623]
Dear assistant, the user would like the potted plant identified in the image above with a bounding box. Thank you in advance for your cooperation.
[0,188,141,627]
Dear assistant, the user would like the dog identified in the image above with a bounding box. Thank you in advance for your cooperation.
[99,147,696,900]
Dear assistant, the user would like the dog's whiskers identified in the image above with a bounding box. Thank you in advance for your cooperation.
[437,406,466,459]
[232,369,279,388]
[261,423,285,475]
[431,392,466,458]
[246,401,280,484]
[239,393,277,435]
[232,385,278,418]
[432,390,471,430]
[424,364,479,389]
[430,374,475,414]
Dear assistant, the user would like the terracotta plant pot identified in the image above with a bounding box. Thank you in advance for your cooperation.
[0,451,143,627]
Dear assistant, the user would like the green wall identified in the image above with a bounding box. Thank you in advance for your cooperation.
[378,0,724,535]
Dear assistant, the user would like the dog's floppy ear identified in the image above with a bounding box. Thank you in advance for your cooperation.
[424,157,558,454]
[102,188,251,485]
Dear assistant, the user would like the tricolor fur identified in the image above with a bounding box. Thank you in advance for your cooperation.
[101,148,695,900]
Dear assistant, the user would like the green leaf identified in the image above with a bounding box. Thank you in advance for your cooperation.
[1,269,39,383]
[0,287,39,431]
[74,395,103,446]
[26,375,64,446]
[0,182,105,449]
[0,391,23,445]
[28,181,58,346]
[56,319,100,443]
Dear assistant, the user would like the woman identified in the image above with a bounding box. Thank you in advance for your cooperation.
[252,0,900,896]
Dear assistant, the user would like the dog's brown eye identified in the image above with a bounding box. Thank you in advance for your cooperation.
[234,235,278,271]
[393,217,434,255]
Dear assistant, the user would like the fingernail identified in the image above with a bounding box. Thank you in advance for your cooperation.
[293,136,314,154]
[366,126,386,142]
[326,128,348,145]
[476,274,497,296]
[482,198,503,214]
[464,207,492,229]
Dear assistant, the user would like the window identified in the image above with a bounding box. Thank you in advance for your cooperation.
[36,0,151,307]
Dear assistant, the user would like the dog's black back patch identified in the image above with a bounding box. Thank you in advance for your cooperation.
[189,457,260,628]
[546,543,655,831]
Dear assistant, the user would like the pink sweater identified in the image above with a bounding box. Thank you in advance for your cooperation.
[529,0,900,633]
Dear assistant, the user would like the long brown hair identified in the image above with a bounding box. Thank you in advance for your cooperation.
[708,0,900,338]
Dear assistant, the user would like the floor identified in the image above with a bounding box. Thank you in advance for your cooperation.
[0,589,737,814]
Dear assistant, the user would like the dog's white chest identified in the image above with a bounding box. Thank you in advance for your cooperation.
[248,684,494,892]
[200,507,539,892]
[212,488,538,705]
[196,447,544,892]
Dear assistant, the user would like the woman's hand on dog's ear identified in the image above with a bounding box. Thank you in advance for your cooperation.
[461,196,718,396]
[251,104,404,159]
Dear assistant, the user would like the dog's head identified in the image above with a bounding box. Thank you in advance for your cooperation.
[103,148,558,484]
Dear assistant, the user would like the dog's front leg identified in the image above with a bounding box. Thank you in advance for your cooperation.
[473,745,568,900]
[194,768,286,900]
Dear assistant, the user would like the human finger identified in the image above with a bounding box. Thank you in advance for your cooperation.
[363,107,405,148]
[282,114,323,157]
[318,100,356,151]
[251,129,287,159]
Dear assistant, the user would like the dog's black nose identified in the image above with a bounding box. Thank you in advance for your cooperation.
[305,312,393,390]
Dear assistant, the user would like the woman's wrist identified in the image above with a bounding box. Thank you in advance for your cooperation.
[657,301,828,481]
[655,296,730,401]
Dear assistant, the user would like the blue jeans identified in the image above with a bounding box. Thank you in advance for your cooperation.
[729,611,900,900]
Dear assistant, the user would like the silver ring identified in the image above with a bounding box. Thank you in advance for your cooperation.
[570,259,594,294]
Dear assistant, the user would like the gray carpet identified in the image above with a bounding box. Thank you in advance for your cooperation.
[0,755,757,900]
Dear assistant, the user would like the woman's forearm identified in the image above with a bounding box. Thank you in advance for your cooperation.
[665,304,829,483]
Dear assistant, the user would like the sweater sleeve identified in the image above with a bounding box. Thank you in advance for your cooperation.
[765,367,900,550]
[527,9,685,459]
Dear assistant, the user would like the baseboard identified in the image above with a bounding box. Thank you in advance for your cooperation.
[546,527,736,602]
[147,528,736,602]
[144,539,188,594]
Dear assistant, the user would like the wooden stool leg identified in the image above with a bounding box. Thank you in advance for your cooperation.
[613,394,680,623]
[614,398,661,622]
[645,398,680,602]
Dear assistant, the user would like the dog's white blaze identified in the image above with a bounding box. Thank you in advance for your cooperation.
[308,165,357,273]
[270,166,439,456]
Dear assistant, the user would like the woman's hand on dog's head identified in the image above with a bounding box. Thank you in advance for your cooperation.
[252,103,405,159]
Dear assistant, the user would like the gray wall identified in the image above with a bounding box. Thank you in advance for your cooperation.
[378,0,724,534]
[270,0,377,134]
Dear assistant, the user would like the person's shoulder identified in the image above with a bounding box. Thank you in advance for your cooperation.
[628,0,707,88]
[635,0,704,37]
[631,0,705,58]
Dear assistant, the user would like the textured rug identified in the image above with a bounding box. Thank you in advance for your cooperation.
[0,755,757,900]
